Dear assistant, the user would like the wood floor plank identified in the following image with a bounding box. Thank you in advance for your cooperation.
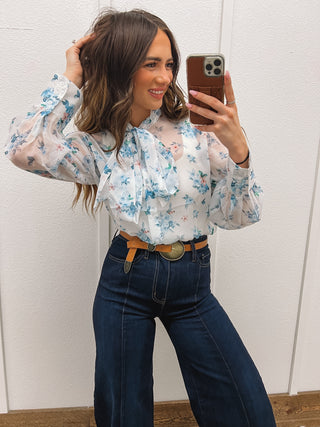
[154,401,197,426]
[276,418,320,427]
[270,392,320,421]
[0,392,319,426]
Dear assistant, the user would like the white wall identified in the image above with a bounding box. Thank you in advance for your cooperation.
[0,0,102,411]
[0,0,319,412]
[214,0,320,394]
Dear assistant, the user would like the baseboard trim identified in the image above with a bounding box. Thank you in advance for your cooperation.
[0,392,319,426]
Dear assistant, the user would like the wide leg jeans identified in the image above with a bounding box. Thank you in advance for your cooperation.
[93,234,276,427]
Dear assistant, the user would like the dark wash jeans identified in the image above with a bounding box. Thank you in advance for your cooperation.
[93,234,276,427]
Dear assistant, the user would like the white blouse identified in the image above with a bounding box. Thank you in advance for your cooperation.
[5,74,263,244]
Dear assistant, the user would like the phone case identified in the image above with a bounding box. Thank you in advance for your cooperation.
[186,54,225,125]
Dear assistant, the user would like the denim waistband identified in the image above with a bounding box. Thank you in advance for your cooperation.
[182,235,208,244]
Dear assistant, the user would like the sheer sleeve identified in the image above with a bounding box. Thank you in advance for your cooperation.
[207,132,263,229]
[4,74,106,184]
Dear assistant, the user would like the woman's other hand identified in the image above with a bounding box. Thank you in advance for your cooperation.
[63,34,95,88]
[186,71,249,167]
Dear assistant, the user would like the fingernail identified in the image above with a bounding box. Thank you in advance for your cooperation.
[186,103,193,109]
[189,90,198,96]
[225,70,231,79]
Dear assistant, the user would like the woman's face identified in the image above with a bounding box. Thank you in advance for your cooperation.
[131,29,174,127]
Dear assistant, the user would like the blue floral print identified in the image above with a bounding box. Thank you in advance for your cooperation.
[154,208,179,240]
[187,154,196,163]
[189,170,210,194]
[5,74,263,244]
[40,87,60,116]
[183,194,194,208]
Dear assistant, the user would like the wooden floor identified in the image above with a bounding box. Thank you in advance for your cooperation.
[0,392,319,426]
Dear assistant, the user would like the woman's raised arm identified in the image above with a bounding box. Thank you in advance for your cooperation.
[4,35,106,185]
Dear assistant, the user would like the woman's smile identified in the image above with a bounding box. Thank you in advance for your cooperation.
[148,88,166,99]
[131,29,173,127]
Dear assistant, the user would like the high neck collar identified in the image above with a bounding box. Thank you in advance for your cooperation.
[127,109,161,131]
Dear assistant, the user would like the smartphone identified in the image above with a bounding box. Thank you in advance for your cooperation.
[186,54,225,125]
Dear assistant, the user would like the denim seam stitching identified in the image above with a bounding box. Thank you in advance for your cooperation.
[187,265,206,426]
[159,260,170,316]
[120,275,131,426]
[178,352,206,427]
[152,255,165,305]
[108,252,144,264]
[194,306,251,426]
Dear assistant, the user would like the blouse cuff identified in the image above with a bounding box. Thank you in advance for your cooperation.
[39,74,82,129]
[226,154,263,197]
[225,155,250,188]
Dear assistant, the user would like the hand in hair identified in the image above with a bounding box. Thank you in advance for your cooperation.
[63,34,95,88]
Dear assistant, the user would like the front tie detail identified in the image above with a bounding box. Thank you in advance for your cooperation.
[94,121,179,224]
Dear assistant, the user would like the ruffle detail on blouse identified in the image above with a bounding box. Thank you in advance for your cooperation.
[94,110,179,223]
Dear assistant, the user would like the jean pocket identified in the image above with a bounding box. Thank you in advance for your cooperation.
[106,235,145,264]
[196,246,211,267]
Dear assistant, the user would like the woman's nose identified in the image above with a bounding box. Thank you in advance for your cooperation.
[155,68,172,85]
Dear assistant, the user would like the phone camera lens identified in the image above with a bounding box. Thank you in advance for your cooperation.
[214,68,221,75]
[205,63,213,71]
[214,59,221,66]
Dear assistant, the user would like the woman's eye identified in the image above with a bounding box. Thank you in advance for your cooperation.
[144,61,174,69]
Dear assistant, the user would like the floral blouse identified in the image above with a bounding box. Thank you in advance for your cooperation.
[5,74,263,244]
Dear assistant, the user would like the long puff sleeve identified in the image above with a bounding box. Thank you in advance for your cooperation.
[207,133,263,230]
[4,74,102,184]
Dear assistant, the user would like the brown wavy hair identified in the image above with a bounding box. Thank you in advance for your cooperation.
[72,8,188,213]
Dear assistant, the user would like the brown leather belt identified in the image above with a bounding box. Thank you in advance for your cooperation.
[120,231,208,273]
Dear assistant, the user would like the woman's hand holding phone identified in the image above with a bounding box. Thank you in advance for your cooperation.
[187,70,249,168]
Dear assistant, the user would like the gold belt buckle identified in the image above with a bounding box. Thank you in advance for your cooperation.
[159,241,185,261]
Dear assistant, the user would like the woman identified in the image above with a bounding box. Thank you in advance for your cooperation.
[5,8,276,427]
